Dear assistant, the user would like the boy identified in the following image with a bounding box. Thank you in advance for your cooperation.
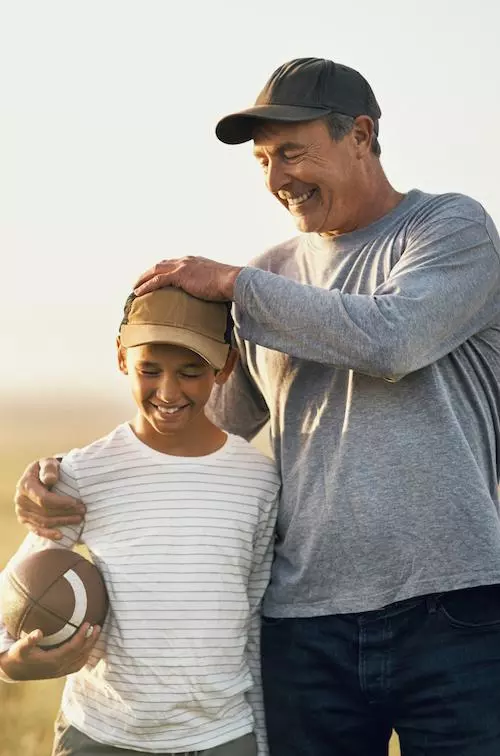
[0,287,280,756]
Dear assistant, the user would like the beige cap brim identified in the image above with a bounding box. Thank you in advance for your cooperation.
[120,324,230,370]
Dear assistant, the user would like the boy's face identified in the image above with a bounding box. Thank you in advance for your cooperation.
[117,342,230,440]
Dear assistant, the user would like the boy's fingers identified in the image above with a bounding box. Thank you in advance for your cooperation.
[83,625,101,652]
[55,623,92,659]
[39,458,60,487]
[65,626,101,673]
[17,630,43,657]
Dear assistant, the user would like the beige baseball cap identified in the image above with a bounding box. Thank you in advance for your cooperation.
[119,288,232,370]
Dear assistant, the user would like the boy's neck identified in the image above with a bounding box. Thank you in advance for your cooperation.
[129,413,228,457]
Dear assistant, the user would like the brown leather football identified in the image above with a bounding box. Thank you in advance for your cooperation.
[0,549,108,648]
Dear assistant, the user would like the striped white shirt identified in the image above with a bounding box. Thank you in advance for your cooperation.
[0,424,280,754]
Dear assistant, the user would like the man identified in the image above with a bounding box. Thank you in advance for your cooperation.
[15,58,500,754]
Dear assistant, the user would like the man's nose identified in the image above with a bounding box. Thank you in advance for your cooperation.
[265,158,288,195]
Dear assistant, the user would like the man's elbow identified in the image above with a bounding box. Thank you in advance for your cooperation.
[369,340,420,383]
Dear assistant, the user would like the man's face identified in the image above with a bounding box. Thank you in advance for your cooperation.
[253,118,365,235]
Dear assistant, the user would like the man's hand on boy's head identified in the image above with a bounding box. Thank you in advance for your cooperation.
[14,459,85,541]
[0,623,100,681]
[134,256,243,301]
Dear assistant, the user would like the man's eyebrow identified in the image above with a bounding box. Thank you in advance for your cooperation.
[253,141,305,157]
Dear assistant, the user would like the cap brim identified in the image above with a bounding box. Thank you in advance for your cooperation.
[216,104,332,144]
[120,325,230,371]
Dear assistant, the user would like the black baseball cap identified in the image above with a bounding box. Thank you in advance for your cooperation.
[216,57,381,145]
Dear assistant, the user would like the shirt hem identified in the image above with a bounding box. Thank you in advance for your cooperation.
[61,704,254,753]
[263,572,500,617]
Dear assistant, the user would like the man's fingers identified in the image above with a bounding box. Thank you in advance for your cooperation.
[24,524,64,541]
[133,258,188,293]
[17,503,83,527]
[39,457,60,486]
[133,264,159,289]
[15,486,85,516]
[15,458,85,515]
[135,275,175,296]
[133,259,178,287]
[15,467,46,509]
[30,489,84,515]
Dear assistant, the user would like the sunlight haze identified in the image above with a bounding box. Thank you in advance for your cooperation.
[1,0,499,399]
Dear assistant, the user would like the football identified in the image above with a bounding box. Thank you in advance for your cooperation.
[0,549,108,648]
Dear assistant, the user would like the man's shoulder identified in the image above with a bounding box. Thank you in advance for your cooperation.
[402,190,500,255]
[408,190,488,226]
[247,235,304,273]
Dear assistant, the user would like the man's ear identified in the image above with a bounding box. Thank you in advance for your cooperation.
[352,115,374,156]
[215,347,238,385]
[116,337,128,375]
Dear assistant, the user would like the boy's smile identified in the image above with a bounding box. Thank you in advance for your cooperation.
[117,342,235,456]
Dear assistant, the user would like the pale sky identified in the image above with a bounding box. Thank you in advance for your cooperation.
[1,0,500,401]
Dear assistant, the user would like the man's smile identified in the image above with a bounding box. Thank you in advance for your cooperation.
[279,187,318,209]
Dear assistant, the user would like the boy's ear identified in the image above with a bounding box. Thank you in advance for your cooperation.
[116,337,128,375]
[215,347,238,385]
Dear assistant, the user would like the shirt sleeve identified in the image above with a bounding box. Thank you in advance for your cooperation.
[234,209,500,381]
[207,326,270,440]
[245,490,278,756]
[0,458,83,676]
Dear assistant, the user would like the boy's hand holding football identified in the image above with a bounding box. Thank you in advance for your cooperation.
[0,623,100,681]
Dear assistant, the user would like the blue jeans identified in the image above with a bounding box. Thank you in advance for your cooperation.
[261,585,500,755]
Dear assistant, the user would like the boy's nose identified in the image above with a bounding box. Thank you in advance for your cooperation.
[156,375,182,403]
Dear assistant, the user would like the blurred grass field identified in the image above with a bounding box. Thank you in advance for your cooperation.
[0,394,131,756]
[0,395,399,755]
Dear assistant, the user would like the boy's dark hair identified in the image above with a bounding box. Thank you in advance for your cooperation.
[120,292,137,330]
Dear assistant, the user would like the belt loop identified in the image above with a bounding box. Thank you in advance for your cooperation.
[426,594,439,613]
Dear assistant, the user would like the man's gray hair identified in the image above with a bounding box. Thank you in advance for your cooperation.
[324,112,381,158]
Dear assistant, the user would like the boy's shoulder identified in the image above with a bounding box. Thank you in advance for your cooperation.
[223,434,280,490]
[225,432,272,460]
[61,423,134,473]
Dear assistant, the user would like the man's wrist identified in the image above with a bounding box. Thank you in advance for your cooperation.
[223,266,244,300]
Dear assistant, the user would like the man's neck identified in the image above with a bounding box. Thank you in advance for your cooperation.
[322,172,405,239]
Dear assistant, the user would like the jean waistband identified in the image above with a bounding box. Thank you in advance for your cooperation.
[356,592,442,623]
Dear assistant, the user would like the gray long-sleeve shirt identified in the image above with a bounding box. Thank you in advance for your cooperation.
[209,189,500,616]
